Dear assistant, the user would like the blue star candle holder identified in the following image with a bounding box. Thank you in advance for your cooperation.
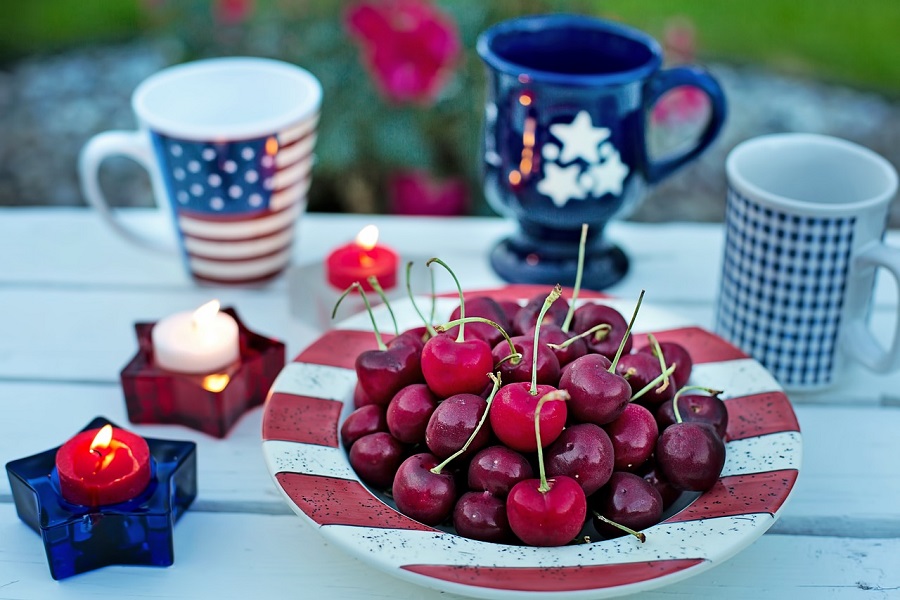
[121,307,286,438]
[5,417,197,580]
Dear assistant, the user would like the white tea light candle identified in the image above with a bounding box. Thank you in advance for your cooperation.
[151,300,240,373]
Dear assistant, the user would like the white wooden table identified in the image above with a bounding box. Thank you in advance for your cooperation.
[1,208,898,599]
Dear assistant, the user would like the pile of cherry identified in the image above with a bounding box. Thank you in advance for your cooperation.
[339,268,728,548]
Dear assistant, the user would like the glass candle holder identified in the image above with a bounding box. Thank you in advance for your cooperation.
[5,417,197,580]
[120,307,286,438]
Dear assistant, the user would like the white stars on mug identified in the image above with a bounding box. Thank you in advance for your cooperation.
[162,137,273,213]
[535,110,630,207]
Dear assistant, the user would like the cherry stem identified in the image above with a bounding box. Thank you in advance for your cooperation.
[630,363,677,402]
[405,262,436,338]
[332,282,386,351]
[546,323,611,351]
[672,385,724,424]
[592,512,647,543]
[367,276,398,336]
[534,389,571,493]
[561,223,589,333]
[647,333,670,393]
[608,289,645,373]
[430,373,502,475]
[436,316,520,365]
[427,257,466,342]
[531,284,562,395]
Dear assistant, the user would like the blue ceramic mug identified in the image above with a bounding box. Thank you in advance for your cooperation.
[478,14,727,288]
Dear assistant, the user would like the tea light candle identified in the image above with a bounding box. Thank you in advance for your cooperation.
[326,225,399,291]
[151,300,240,373]
[55,424,152,506]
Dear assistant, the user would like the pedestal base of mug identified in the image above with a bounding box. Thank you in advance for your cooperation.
[489,235,628,290]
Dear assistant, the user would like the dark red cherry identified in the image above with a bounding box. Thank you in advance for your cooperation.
[604,403,659,472]
[545,423,615,496]
[386,383,439,444]
[538,323,588,367]
[572,303,631,359]
[615,352,674,406]
[341,404,387,448]
[468,445,534,497]
[453,491,513,543]
[448,296,511,347]
[348,432,404,489]
[638,341,693,390]
[656,393,729,439]
[392,452,456,525]
[512,293,569,336]
[425,393,490,460]
[492,335,560,387]
[560,354,632,425]
[656,422,726,492]
[592,471,663,538]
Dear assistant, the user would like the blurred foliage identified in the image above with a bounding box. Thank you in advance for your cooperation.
[3,0,899,214]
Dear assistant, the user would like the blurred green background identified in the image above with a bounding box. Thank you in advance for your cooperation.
[2,0,899,217]
[5,0,898,94]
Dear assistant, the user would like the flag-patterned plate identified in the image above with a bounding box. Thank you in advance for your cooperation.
[261,285,801,599]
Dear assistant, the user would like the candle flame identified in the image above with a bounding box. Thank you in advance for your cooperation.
[202,373,231,392]
[90,425,113,453]
[192,300,221,331]
[355,225,379,251]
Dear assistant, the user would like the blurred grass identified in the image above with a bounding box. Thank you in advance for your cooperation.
[2,0,900,96]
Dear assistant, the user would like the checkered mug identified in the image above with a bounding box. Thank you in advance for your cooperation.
[79,57,321,285]
[715,134,900,390]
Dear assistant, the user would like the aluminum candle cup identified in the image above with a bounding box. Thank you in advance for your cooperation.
[715,133,900,390]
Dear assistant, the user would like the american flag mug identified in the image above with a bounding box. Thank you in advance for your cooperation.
[715,134,900,390]
[79,57,322,285]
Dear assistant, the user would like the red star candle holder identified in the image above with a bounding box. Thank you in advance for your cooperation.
[5,417,197,580]
[120,307,286,438]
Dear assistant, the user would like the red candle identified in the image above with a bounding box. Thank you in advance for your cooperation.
[326,225,399,291]
[55,424,152,506]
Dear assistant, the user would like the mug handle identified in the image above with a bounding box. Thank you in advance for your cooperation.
[843,242,900,372]
[643,65,727,184]
[78,130,177,253]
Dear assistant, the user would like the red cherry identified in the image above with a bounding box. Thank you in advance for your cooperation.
[420,333,493,397]
[392,453,456,525]
[507,475,586,546]
[489,383,567,452]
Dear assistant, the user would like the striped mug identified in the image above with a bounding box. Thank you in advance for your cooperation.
[715,134,900,390]
[79,57,321,285]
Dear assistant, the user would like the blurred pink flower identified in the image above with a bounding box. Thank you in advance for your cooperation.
[345,0,461,105]
[388,170,468,216]
[213,0,255,24]
[653,17,709,125]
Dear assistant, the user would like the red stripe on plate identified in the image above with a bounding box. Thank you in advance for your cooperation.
[725,391,800,441]
[403,558,705,592]
[296,330,395,369]
[275,472,437,531]
[664,469,799,524]
[262,392,341,447]
[633,327,748,364]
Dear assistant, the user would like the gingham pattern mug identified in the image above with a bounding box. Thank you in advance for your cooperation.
[715,134,900,390]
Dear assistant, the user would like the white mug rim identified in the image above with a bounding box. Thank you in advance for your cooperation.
[726,133,898,217]
[132,57,322,141]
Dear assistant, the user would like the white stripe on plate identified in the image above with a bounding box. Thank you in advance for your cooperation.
[276,134,316,168]
[270,362,357,401]
[270,179,310,212]
[184,227,294,260]
[279,115,319,145]
[178,202,301,240]
[690,359,782,399]
[189,247,292,280]
[272,157,313,191]
[263,440,356,480]
[721,431,802,477]
[318,513,771,571]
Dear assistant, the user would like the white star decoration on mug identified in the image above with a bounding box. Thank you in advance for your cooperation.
[537,110,630,207]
